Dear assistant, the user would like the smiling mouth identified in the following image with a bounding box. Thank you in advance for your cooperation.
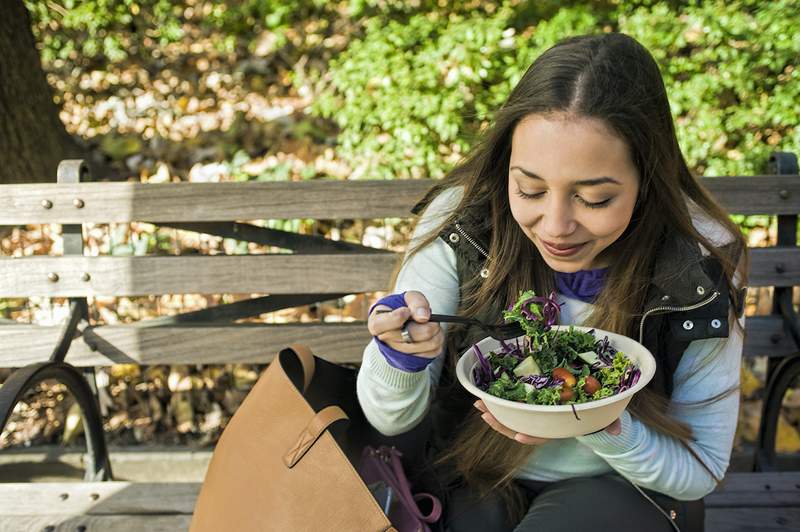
[539,239,588,257]
[542,240,586,250]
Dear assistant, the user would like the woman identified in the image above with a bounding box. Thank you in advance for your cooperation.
[357,32,747,532]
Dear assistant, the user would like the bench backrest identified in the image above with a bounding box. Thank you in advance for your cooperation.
[0,160,798,368]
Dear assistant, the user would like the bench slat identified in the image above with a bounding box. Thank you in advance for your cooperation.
[0,254,397,297]
[0,323,370,367]
[0,473,798,530]
[0,316,792,367]
[705,508,800,531]
[702,175,800,216]
[749,247,800,287]
[0,177,798,224]
[705,472,800,508]
[742,316,799,359]
[0,180,435,224]
[0,245,795,298]
[0,481,198,515]
[0,515,192,532]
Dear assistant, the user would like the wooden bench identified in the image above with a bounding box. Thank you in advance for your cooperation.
[1,156,799,531]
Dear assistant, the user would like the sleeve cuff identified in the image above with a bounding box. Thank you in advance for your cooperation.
[575,409,643,454]
[362,340,430,390]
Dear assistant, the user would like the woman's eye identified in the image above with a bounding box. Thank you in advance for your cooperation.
[515,189,613,209]
[578,197,613,209]
[515,190,545,200]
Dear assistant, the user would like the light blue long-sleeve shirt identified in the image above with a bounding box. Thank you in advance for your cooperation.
[356,186,743,500]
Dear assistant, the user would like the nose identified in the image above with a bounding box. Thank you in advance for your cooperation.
[540,196,577,238]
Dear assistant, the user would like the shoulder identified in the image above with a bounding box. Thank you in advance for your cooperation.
[687,198,736,257]
[411,185,465,239]
[414,185,464,219]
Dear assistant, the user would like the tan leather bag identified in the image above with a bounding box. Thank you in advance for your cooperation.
[190,344,397,532]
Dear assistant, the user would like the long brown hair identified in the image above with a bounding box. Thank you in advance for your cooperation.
[386,32,748,523]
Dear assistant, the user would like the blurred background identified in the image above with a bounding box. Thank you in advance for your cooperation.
[0,0,797,478]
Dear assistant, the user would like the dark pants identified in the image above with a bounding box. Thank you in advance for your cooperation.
[444,472,704,532]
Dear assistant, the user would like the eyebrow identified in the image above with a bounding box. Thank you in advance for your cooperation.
[510,166,622,187]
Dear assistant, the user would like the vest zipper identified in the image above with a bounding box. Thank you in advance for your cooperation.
[454,222,491,278]
[637,290,720,344]
[454,222,489,258]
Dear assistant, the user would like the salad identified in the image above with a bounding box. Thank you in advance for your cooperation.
[472,290,641,406]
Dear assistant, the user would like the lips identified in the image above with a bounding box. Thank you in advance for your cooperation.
[542,240,585,250]
[539,238,588,257]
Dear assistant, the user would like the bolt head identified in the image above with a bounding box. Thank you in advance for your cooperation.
[47,272,59,282]
[41,199,53,209]
[73,198,85,208]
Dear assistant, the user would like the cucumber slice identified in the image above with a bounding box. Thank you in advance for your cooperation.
[513,355,542,377]
[577,351,599,365]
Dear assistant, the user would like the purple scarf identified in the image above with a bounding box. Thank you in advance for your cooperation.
[554,267,608,303]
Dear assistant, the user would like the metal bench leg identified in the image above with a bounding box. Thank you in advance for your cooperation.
[755,151,800,472]
[0,361,112,481]
[0,297,112,481]
[755,352,800,471]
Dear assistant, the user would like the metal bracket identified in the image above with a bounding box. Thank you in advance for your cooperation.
[50,298,88,363]
[158,221,391,255]
[139,292,352,326]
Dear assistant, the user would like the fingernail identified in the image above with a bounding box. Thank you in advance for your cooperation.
[415,308,428,318]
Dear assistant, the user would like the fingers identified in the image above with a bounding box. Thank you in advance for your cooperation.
[367,292,443,358]
[368,290,431,333]
[368,305,411,336]
[403,326,445,359]
[473,400,549,445]
[403,290,431,322]
[604,417,622,435]
[375,322,444,359]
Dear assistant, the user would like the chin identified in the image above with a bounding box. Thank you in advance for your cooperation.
[542,259,589,273]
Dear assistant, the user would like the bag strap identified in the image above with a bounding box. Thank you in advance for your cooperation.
[376,446,442,524]
[285,343,315,393]
[387,448,442,523]
[283,405,348,468]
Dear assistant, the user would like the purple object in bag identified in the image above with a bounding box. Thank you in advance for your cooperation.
[359,445,442,532]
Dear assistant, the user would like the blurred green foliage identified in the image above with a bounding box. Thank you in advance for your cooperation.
[25,0,182,62]
[312,4,603,179]
[24,0,799,185]
[312,0,798,180]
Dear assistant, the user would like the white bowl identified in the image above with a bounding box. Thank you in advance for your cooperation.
[455,325,656,439]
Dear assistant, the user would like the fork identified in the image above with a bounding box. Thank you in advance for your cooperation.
[373,309,526,341]
[427,313,525,341]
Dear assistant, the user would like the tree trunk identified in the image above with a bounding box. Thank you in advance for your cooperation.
[0,0,83,184]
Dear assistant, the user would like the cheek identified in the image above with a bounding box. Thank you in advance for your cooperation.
[590,202,636,239]
[509,199,539,228]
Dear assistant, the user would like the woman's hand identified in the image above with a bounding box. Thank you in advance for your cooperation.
[367,290,444,359]
[474,400,622,445]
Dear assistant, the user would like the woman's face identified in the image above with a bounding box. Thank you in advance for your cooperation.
[508,114,640,272]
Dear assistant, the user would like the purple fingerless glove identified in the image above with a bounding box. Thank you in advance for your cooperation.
[369,291,436,373]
